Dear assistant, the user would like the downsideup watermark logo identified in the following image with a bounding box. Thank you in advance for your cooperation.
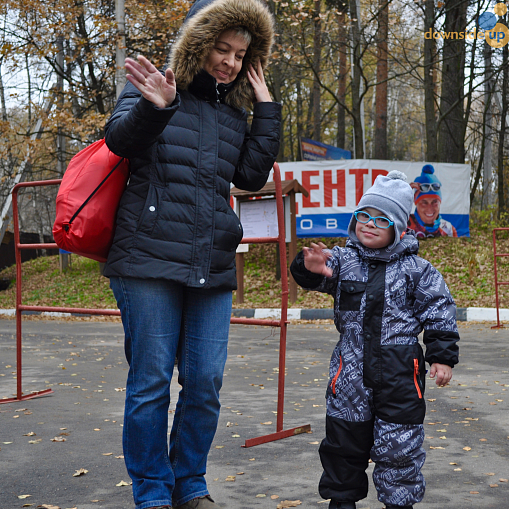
[425,2,509,48]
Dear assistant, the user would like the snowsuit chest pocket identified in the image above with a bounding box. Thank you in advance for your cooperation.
[339,280,367,311]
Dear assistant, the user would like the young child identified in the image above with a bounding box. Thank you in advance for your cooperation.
[290,171,459,509]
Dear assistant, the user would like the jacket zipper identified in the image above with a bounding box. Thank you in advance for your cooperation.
[330,355,342,396]
[413,358,422,399]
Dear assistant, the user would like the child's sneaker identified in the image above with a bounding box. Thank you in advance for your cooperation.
[329,501,356,509]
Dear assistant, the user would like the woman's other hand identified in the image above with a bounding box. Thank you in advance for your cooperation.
[247,61,272,102]
[125,55,177,109]
[303,242,333,277]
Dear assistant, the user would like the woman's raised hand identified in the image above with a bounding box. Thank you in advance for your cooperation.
[247,60,272,103]
[303,242,333,277]
[125,55,177,109]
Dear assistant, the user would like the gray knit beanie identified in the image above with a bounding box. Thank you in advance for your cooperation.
[347,170,414,249]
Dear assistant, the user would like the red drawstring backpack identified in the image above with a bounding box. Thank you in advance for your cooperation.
[52,139,129,262]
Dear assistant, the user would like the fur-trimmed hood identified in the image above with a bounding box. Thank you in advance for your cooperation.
[169,0,275,110]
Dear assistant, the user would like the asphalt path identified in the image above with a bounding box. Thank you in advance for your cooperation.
[0,319,508,509]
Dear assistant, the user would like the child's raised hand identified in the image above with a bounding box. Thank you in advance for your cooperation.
[303,242,333,277]
[429,363,452,387]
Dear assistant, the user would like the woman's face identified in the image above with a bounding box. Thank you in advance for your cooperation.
[203,29,249,84]
[416,197,441,224]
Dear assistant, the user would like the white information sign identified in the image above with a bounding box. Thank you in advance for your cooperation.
[239,199,278,238]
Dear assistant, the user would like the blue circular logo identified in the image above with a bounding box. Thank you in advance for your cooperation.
[479,12,497,30]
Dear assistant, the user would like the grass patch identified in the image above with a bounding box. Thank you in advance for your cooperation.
[0,208,506,311]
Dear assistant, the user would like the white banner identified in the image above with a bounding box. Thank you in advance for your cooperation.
[275,160,470,237]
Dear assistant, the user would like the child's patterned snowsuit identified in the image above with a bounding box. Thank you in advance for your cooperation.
[290,231,459,507]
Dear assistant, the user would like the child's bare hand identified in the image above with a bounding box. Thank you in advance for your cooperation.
[303,242,333,277]
[429,363,452,387]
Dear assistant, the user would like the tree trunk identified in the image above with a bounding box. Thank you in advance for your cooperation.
[115,0,126,100]
[484,40,493,208]
[337,11,347,149]
[423,0,438,161]
[437,0,468,163]
[297,77,303,159]
[312,0,322,141]
[374,0,388,159]
[268,0,285,161]
[498,41,508,217]
[349,0,364,158]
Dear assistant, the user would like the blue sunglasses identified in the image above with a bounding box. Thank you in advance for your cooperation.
[354,211,394,229]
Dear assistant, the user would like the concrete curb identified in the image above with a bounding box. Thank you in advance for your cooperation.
[0,307,504,322]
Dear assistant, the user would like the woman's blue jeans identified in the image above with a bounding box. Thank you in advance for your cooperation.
[110,277,232,509]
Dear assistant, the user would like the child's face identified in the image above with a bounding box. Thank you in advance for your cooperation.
[355,207,395,249]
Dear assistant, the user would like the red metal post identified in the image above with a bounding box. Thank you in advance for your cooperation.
[2,175,312,447]
[491,228,509,329]
[242,163,311,447]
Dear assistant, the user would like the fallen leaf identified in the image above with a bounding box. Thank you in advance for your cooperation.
[469,491,479,494]
[450,462,457,465]
[51,436,66,442]
[429,446,445,449]
[308,441,319,445]
[73,468,88,477]
[28,439,42,444]
[500,479,508,482]
[15,408,27,412]
[261,421,272,425]
[115,455,124,459]
[249,458,255,461]
[427,398,436,402]
[485,473,495,476]
[231,434,240,438]
[490,484,499,488]
[479,439,487,442]
[18,495,31,499]
[454,468,462,471]
[225,475,236,482]
[237,472,244,475]
[116,480,131,486]
[463,447,472,451]
[37,505,60,509]
[439,436,447,440]
[277,501,302,508]
[255,494,266,498]
[215,446,224,449]
[23,432,36,436]
[102,452,113,456]
[271,495,280,499]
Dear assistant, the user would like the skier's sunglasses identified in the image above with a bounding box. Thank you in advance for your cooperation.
[417,182,441,192]
[354,211,394,229]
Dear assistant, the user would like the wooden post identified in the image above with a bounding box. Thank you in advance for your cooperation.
[236,252,244,304]
[288,192,298,304]
[59,252,71,272]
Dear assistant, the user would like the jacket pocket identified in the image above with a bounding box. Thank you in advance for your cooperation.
[339,280,367,311]
[136,183,162,235]
[330,354,343,396]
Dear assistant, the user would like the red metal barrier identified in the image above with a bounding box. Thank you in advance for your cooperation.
[0,167,311,447]
[492,228,509,329]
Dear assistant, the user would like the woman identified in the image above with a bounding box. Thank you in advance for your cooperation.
[103,0,280,507]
